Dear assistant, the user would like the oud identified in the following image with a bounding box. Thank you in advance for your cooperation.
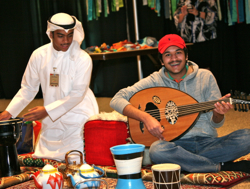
[128,87,250,147]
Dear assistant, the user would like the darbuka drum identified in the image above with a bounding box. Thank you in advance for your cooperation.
[0,118,22,177]
[151,163,181,189]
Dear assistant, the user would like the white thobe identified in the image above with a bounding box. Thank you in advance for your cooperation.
[6,40,99,162]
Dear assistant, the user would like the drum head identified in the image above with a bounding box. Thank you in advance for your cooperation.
[0,118,23,125]
[0,118,22,139]
[152,163,181,171]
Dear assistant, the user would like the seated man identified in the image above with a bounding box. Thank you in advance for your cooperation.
[0,13,98,162]
[110,34,250,173]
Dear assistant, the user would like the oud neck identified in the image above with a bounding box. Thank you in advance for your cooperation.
[178,98,231,116]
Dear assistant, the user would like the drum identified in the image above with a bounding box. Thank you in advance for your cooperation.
[0,118,23,177]
[151,163,181,189]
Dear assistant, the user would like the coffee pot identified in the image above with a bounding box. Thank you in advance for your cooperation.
[67,163,105,189]
[31,164,64,189]
[63,150,84,187]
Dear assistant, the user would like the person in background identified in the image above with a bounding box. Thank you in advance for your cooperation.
[110,34,250,173]
[0,13,99,162]
[174,0,218,43]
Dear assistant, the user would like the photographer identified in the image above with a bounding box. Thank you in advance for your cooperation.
[174,0,218,43]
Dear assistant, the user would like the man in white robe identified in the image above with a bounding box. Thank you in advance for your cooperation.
[0,13,99,162]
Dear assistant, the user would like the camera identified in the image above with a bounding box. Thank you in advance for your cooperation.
[187,4,192,9]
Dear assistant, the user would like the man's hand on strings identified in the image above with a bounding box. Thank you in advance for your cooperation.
[144,115,165,140]
[123,104,165,140]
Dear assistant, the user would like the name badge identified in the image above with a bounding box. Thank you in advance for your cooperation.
[50,74,59,87]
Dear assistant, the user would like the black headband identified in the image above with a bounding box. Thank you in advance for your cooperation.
[48,16,76,29]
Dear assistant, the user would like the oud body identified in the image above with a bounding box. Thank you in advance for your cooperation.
[129,87,200,146]
[128,87,247,147]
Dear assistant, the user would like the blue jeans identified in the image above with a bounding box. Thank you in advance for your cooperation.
[149,129,250,173]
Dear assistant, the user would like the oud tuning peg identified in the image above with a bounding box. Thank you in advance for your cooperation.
[233,104,237,111]
[246,94,250,112]
[240,92,247,112]
[239,101,244,112]
[232,90,237,111]
[243,93,248,112]
[238,100,244,112]
[245,105,248,112]
[238,104,242,112]
[234,90,238,98]
[237,91,245,112]
[236,91,240,99]
[237,91,241,112]
[243,104,246,112]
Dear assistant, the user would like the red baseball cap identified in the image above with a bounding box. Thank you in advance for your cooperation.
[158,34,186,54]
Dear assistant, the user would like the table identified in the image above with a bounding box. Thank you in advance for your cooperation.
[88,47,158,61]
[88,47,159,80]
[87,44,192,80]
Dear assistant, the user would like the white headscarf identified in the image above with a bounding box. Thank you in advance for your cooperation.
[46,13,85,45]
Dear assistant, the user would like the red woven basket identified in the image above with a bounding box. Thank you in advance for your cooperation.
[84,120,128,166]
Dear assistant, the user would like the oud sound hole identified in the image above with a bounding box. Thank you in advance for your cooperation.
[145,102,161,122]
[139,102,161,134]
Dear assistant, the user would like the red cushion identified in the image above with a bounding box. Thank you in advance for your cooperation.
[84,120,128,166]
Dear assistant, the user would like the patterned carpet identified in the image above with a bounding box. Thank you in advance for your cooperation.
[1,142,250,189]
[4,178,222,189]
[6,177,250,189]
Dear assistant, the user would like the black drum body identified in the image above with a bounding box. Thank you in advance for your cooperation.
[0,118,22,177]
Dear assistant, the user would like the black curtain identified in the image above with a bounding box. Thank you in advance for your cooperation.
[0,0,249,99]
